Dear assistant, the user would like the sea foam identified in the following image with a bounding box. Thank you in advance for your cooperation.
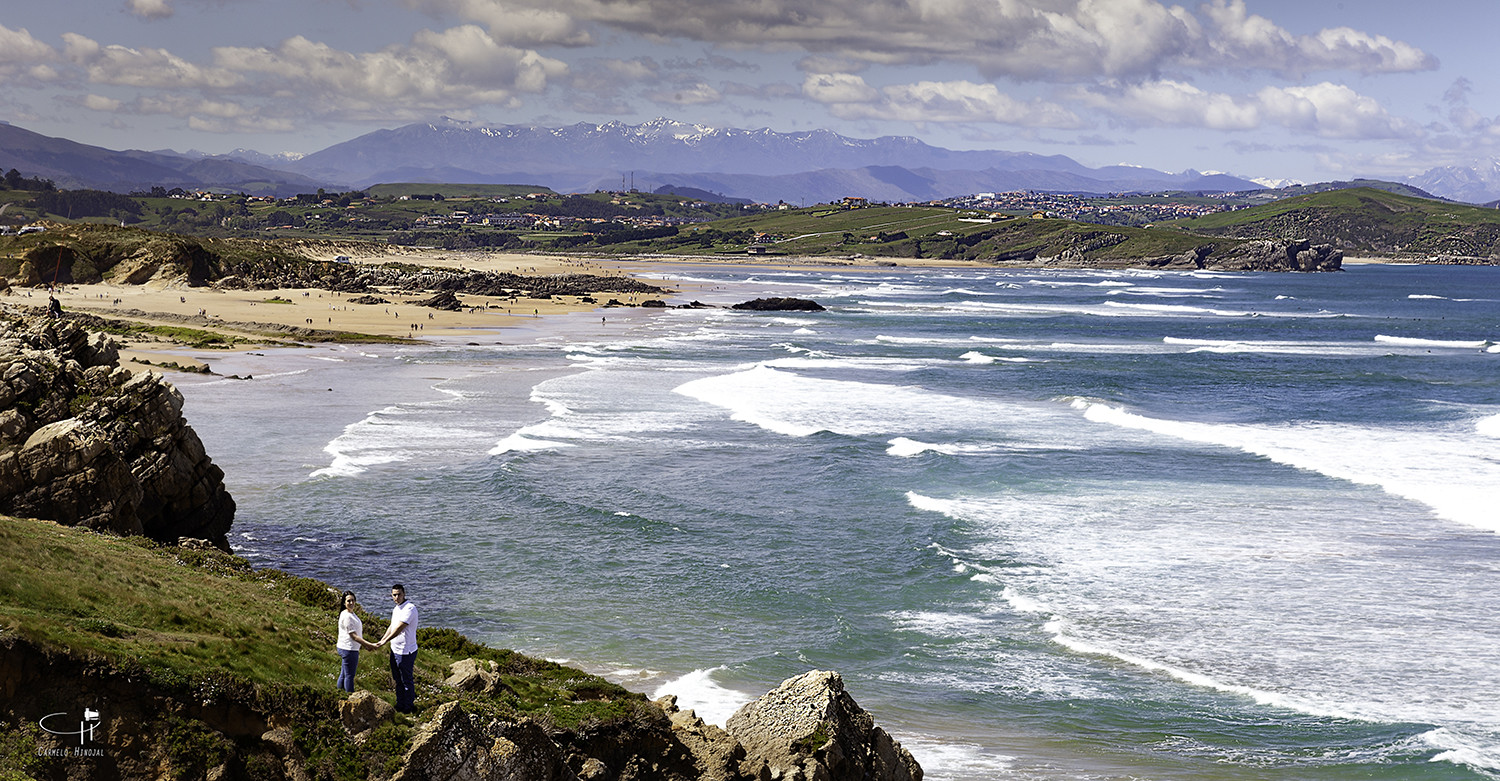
[651,667,753,727]
[1374,334,1492,349]
[1071,399,1500,532]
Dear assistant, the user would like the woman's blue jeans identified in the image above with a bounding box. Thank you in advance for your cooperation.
[336,648,359,692]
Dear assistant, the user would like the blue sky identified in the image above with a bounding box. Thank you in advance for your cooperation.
[1,0,1495,184]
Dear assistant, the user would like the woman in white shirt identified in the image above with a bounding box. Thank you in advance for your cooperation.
[336,591,378,692]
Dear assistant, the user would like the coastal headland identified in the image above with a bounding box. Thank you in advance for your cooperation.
[0,307,924,781]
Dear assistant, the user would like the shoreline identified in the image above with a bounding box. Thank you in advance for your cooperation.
[7,247,1483,374]
[3,247,993,372]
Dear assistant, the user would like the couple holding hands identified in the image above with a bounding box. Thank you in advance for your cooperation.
[337,584,420,713]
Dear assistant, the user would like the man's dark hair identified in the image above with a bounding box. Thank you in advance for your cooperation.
[392,583,405,592]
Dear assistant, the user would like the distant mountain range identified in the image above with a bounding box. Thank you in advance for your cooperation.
[6,116,1500,205]
[1405,160,1500,205]
[287,117,1263,202]
[0,122,323,196]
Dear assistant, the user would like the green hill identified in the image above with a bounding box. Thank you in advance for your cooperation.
[0,514,645,779]
[611,204,1236,265]
[364,183,553,199]
[1169,187,1500,259]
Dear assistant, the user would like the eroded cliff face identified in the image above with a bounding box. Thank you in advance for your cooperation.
[1136,239,1343,271]
[0,310,234,548]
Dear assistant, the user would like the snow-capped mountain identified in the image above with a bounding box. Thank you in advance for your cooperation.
[1407,160,1500,204]
[291,117,1261,200]
[222,148,306,168]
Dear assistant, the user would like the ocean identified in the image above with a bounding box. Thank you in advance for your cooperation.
[173,261,1500,780]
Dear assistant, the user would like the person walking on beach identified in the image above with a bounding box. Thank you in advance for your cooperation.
[335,591,379,693]
[376,583,419,713]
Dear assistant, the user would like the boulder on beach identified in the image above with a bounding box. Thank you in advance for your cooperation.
[416,290,463,310]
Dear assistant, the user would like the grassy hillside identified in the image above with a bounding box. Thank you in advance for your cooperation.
[365,183,553,199]
[0,514,646,779]
[609,204,1227,262]
[1169,187,1500,258]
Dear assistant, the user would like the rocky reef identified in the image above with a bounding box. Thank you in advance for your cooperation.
[730,298,827,312]
[0,309,233,548]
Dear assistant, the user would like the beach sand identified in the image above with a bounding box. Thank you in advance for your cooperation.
[2,247,982,372]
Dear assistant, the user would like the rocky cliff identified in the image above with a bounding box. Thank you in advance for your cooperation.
[1178,239,1343,272]
[393,668,922,781]
[0,310,234,548]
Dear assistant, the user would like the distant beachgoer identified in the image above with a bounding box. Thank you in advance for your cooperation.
[335,591,378,693]
[47,296,61,319]
[375,583,419,713]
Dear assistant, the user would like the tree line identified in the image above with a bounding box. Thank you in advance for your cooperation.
[1,169,56,192]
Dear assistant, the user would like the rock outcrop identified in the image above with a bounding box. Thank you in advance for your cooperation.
[1138,240,1342,272]
[731,298,826,312]
[1208,239,1343,272]
[389,664,921,781]
[0,310,234,548]
[725,670,921,781]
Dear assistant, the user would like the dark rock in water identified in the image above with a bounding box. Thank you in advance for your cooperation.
[641,299,668,308]
[346,294,390,305]
[417,290,463,310]
[679,300,715,309]
[731,297,826,311]
[0,313,234,550]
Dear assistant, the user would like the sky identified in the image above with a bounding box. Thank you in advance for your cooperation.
[2,0,1497,185]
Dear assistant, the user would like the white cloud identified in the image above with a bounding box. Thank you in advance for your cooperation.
[479,0,1432,82]
[1256,82,1414,139]
[212,26,567,116]
[806,76,1082,128]
[67,36,242,89]
[33,25,568,129]
[1087,79,1417,139]
[647,82,722,106]
[125,0,173,20]
[82,94,122,111]
[801,73,878,104]
[1198,0,1435,74]
[0,24,59,79]
[399,0,592,45]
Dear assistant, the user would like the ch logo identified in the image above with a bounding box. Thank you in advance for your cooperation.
[39,708,101,745]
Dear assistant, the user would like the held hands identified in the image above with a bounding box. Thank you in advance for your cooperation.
[350,632,383,651]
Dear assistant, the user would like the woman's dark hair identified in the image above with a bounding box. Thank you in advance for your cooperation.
[340,591,356,611]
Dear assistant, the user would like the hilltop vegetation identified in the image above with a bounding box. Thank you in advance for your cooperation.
[0,513,648,780]
[1168,187,1500,260]
[608,204,1225,262]
[1,186,751,250]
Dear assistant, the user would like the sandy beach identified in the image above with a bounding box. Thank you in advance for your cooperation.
[1,247,989,372]
[1,250,679,370]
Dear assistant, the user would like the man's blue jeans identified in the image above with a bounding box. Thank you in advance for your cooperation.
[336,648,359,692]
[390,650,418,712]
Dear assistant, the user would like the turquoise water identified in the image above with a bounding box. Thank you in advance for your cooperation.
[176,263,1500,780]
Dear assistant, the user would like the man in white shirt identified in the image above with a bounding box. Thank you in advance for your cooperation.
[376,583,419,713]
